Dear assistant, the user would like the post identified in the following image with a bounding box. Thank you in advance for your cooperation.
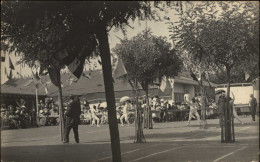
[225,67,234,142]
[57,71,65,142]
[134,79,146,143]
[35,87,39,117]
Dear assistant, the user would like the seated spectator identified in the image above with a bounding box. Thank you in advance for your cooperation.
[8,105,19,129]
[39,110,47,126]
[49,108,59,125]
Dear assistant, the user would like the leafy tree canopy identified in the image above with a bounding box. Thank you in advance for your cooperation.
[169,1,259,83]
[1,1,158,69]
[113,29,182,89]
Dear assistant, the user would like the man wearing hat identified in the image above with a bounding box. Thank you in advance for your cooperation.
[249,94,257,121]
[64,95,81,143]
[215,90,226,128]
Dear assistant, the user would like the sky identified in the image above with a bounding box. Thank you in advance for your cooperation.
[1,4,179,84]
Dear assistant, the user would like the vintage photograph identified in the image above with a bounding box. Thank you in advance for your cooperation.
[1,1,259,162]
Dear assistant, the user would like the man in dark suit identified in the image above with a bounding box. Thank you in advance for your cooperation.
[249,94,257,121]
[64,95,81,143]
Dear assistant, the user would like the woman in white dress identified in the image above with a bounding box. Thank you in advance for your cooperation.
[187,98,201,126]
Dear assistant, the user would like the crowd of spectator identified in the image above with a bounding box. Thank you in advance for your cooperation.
[1,95,218,129]
[1,99,34,129]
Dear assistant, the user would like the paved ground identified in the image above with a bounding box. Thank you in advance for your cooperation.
[1,116,259,162]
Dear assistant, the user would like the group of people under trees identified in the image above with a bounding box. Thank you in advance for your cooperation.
[1,91,257,137]
[38,98,60,126]
[181,89,258,127]
[1,99,34,129]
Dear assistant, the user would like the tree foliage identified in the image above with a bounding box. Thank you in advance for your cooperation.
[113,29,182,89]
[169,1,259,92]
[1,1,162,161]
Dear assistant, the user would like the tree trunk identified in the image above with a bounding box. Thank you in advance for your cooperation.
[57,71,65,142]
[146,86,153,129]
[134,79,146,143]
[143,85,148,129]
[200,85,207,129]
[96,25,122,162]
[35,87,39,117]
[225,67,234,142]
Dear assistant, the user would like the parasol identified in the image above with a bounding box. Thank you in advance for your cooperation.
[215,89,225,95]
[99,102,107,108]
[120,96,130,102]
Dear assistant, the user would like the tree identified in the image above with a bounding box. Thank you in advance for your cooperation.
[1,1,98,142]
[178,49,212,129]
[113,29,182,133]
[169,1,259,141]
[2,1,160,161]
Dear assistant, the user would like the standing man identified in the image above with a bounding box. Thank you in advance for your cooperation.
[64,95,81,143]
[249,94,257,121]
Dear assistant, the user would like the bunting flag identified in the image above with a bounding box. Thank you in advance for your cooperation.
[245,72,250,81]
[5,67,7,76]
[190,70,198,82]
[168,78,174,88]
[7,69,13,80]
[9,56,15,70]
[67,76,74,86]
[1,52,5,62]
[160,76,167,92]
[113,57,127,79]
[64,36,97,79]
[67,57,85,79]
[39,66,48,76]
[32,71,41,85]
[17,72,23,78]
[205,71,212,88]
[67,45,95,79]
[45,83,49,95]
[47,68,60,87]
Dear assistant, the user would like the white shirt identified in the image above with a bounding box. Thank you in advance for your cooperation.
[90,107,98,116]
[122,103,131,114]
[189,101,198,110]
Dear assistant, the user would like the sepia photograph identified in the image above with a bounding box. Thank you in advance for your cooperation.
[1,1,259,162]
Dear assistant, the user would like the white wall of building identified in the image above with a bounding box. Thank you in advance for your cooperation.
[216,86,253,104]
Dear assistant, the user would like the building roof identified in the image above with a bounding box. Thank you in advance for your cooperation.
[1,70,217,97]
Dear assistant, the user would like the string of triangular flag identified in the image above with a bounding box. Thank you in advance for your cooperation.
[113,56,127,79]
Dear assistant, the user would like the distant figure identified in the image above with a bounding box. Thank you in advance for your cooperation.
[16,99,26,109]
[90,105,100,127]
[187,97,201,126]
[249,94,257,121]
[184,90,191,103]
[230,92,243,124]
[120,100,131,126]
[64,95,81,143]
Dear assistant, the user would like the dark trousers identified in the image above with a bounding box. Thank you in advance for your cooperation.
[160,111,165,122]
[64,123,79,143]
[250,107,256,121]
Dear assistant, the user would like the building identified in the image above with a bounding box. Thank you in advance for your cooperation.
[1,70,217,106]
